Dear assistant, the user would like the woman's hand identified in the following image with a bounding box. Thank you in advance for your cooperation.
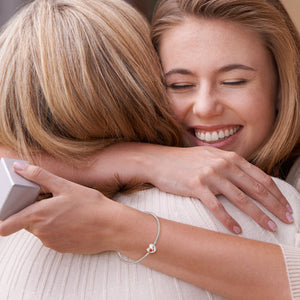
[0,162,125,254]
[0,143,293,235]
[144,145,294,233]
[97,143,293,234]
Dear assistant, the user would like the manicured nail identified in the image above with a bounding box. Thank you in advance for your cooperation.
[233,226,241,234]
[13,161,27,171]
[286,212,294,223]
[286,204,293,214]
[268,220,277,232]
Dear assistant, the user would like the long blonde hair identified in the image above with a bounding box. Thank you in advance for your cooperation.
[0,0,184,164]
[152,0,300,177]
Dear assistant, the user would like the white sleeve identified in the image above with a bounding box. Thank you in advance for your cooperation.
[275,176,300,299]
[280,245,300,300]
[286,157,300,192]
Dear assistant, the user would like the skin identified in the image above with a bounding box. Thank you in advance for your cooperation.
[0,142,293,234]
[0,17,293,237]
[156,17,291,231]
[0,16,292,235]
[0,16,296,300]
[1,162,291,300]
[160,17,278,159]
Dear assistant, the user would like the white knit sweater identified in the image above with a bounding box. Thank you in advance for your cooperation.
[0,177,299,299]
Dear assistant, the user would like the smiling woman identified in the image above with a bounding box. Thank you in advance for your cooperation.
[152,0,299,178]
[160,17,278,161]
[0,0,299,299]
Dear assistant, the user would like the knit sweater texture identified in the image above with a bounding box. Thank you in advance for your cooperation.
[0,178,299,299]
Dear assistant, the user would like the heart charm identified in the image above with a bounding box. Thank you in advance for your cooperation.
[147,243,157,254]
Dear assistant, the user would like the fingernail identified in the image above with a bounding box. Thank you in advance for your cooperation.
[268,220,277,232]
[286,212,294,223]
[233,226,241,234]
[286,204,293,214]
[13,161,27,171]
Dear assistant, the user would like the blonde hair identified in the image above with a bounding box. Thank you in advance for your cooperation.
[0,0,184,164]
[152,0,300,177]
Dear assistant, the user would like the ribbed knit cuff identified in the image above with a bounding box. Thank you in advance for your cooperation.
[280,245,300,299]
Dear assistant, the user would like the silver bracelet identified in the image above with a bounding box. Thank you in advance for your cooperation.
[117,212,160,264]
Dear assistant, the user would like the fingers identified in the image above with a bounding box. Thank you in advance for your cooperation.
[239,162,292,210]
[232,173,293,224]
[0,203,38,236]
[13,161,68,195]
[194,157,290,232]
[219,179,286,232]
[227,160,293,224]
[199,189,242,234]
[197,180,281,233]
[0,163,64,236]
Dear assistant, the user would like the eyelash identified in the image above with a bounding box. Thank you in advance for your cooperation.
[167,84,195,90]
[166,80,247,91]
[222,80,247,86]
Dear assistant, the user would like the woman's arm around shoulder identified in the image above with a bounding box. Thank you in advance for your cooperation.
[0,143,294,234]
[0,163,295,300]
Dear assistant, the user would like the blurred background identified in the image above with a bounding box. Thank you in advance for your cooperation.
[0,0,299,32]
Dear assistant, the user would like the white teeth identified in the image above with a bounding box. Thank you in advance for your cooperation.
[205,132,211,142]
[219,130,225,139]
[195,126,239,143]
[225,129,229,137]
[211,131,218,142]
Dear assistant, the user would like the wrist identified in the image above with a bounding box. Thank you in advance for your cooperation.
[117,211,160,264]
[118,143,173,187]
[114,205,160,260]
[89,143,150,187]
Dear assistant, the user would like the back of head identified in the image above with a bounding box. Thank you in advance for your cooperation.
[0,0,183,162]
[152,0,300,176]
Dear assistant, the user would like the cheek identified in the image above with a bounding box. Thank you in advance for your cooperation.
[243,95,276,151]
[168,96,188,123]
[238,85,276,125]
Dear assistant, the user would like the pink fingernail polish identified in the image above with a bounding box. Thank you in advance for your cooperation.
[286,212,294,223]
[13,161,26,171]
[268,220,277,232]
[233,226,241,234]
[286,204,293,214]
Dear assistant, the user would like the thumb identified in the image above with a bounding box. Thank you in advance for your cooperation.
[13,161,67,195]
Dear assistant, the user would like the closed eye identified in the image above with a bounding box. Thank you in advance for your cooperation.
[222,80,247,86]
[167,84,195,90]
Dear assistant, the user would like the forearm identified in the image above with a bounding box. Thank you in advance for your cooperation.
[2,163,293,299]
[117,209,291,300]
[0,143,152,192]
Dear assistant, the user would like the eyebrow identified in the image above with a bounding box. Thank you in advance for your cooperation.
[165,69,192,76]
[165,64,256,77]
[219,64,256,72]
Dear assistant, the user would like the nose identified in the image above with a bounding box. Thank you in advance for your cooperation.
[192,84,223,118]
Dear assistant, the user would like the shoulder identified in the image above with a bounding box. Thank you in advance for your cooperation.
[286,156,300,192]
[114,188,219,229]
[272,177,300,214]
[273,176,300,196]
[272,176,300,232]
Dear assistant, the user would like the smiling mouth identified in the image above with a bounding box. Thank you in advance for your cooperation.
[194,126,241,143]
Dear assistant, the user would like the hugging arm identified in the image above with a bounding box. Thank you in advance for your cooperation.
[0,164,294,300]
[0,142,293,233]
[94,143,293,233]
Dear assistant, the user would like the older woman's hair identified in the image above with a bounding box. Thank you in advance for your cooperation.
[152,0,300,177]
[0,0,184,163]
